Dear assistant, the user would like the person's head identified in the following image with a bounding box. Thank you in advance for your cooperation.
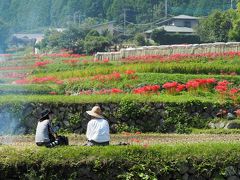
[39,109,53,121]
[86,106,103,119]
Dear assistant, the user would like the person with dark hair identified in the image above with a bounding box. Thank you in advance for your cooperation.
[85,106,110,146]
[35,109,68,147]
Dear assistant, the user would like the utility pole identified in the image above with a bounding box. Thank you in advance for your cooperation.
[165,0,168,18]
[123,9,126,36]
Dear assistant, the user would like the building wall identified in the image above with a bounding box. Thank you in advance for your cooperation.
[171,19,198,28]
[93,23,114,35]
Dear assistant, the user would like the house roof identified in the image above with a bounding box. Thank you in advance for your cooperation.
[90,21,116,28]
[145,25,195,34]
[13,33,44,39]
[173,15,200,20]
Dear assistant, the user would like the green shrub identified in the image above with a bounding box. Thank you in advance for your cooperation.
[1,143,240,179]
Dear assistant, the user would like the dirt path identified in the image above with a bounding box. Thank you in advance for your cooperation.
[1,134,240,147]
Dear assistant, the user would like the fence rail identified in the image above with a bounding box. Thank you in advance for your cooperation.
[95,42,240,61]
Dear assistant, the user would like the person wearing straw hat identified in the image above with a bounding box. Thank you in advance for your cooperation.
[85,105,110,146]
[35,109,64,148]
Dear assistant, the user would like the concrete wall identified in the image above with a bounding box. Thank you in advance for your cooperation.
[95,42,240,61]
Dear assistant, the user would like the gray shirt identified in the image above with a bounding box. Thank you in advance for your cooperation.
[35,119,54,143]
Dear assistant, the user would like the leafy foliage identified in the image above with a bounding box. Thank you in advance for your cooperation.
[1,143,240,179]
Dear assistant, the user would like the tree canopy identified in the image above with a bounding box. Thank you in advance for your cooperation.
[0,0,237,32]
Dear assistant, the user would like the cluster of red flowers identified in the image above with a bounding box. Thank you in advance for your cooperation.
[133,85,160,94]
[0,65,33,71]
[1,72,27,79]
[62,59,80,66]
[77,88,124,95]
[31,76,63,84]
[0,54,12,57]
[186,78,216,91]
[124,70,138,80]
[235,109,240,117]
[14,76,63,85]
[215,80,231,94]
[34,60,51,67]
[162,82,186,94]
[91,72,121,82]
[40,53,85,58]
[121,51,240,63]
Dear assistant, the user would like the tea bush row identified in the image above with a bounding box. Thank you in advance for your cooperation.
[1,143,240,179]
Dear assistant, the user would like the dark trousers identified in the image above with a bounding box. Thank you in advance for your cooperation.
[86,140,109,146]
[36,136,69,148]
[36,141,58,148]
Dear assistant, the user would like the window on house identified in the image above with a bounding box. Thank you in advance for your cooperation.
[184,21,191,28]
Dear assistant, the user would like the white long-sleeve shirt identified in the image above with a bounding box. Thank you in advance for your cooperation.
[86,118,110,142]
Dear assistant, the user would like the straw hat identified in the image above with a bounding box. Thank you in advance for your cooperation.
[86,106,103,119]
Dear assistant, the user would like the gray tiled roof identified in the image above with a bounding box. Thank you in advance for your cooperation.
[145,25,195,34]
[173,15,200,20]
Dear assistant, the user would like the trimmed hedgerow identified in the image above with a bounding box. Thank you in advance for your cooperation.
[32,60,240,79]
[63,72,240,92]
[0,142,240,179]
[0,94,227,105]
[0,84,61,95]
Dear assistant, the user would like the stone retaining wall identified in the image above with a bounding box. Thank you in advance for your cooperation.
[95,42,240,61]
[1,102,238,135]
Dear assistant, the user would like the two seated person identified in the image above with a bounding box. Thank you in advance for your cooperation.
[35,106,110,147]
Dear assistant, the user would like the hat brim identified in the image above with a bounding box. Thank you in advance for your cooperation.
[40,110,53,120]
[86,111,103,118]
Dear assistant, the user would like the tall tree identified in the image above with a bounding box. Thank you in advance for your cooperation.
[0,19,10,52]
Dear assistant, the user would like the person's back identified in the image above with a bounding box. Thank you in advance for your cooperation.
[85,106,110,146]
[35,119,51,143]
[86,118,110,143]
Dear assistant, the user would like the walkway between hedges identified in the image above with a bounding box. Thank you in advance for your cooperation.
[1,134,240,147]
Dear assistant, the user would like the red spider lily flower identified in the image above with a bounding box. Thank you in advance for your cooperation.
[49,91,57,95]
[125,70,136,75]
[215,85,228,93]
[229,88,239,95]
[131,138,140,143]
[176,84,186,92]
[103,58,109,63]
[235,109,240,117]
[111,88,124,94]
[34,60,51,67]
[112,72,121,79]
[206,78,217,84]
[162,82,178,89]
[13,78,30,84]
[143,144,149,148]
[217,80,230,86]
[133,85,160,94]
[186,80,200,90]
[55,80,64,85]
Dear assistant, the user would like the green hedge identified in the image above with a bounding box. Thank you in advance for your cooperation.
[0,94,226,104]
[64,72,240,92]
[33,60,240,79]
[0,84,61,95]
[1,142,240,179]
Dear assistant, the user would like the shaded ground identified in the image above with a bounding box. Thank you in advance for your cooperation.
[1,133,240,147]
